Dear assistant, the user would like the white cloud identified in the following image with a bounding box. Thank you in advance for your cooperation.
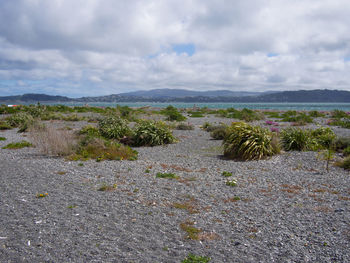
[0,0,350,96]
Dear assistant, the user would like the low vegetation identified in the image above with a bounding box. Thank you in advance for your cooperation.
[2,140,33,149]
[161,105,186,121]
[176,123,194,130]
[281,127,336,151]
[132,120,176,146]
[217,108,264,122]
[98,115,132,140]
[223,122,279,160]
[156,172,179,179]
[182,253,211,263]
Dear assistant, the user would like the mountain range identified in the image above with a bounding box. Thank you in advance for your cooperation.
[1,89,350,103]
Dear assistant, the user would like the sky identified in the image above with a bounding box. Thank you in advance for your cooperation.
[0,0,350,97]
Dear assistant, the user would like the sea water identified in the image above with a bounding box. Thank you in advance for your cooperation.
[42,102,350,111]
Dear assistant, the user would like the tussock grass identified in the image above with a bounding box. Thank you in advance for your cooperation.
[29,124,77,156]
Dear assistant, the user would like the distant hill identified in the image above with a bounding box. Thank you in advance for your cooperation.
[254,89,350,102]
[1,89,350,103]
[0,93,71,102]
[117,88,272,98]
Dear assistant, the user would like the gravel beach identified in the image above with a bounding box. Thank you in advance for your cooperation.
[0,116,350,262]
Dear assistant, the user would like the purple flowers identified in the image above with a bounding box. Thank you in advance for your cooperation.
[270,127,279,133]
[265,120,279,126]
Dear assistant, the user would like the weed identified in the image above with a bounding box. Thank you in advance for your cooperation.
[172,197,199,214]
[180,220,202,240]
[156,172,179,179]
[210,125,228,140]
[226,180,237,187]
[318,149,335,172]
[176,123,194,130]
[78,163,84,166]
[0,136,6,141]
[36,193,48,198]
[2,140,33,149]
[336,156,350,170]
[224,196,241,202]
[98,183,117,191]
[67,205,77,209]
[222,171,232,177]
[182,253,211,263]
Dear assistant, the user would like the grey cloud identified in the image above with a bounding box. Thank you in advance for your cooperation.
[0,0,350,96]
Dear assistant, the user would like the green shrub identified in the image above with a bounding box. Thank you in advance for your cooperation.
[201,122,212,130]
[0,105,21,114]
[280,128,314,151]
[223,122,279,160]
[117,105,133,118]
[263,111,282,118]
[328,119,350,129]
[161,106,186,121]
[334,137,350,151]
[6,112,34,132]
[2,140,33,149]
[210,126,228,140]
[281,127,336,151]
[78,125,100,137]
[61,114,84,122]
[310,127,336,149]
[98,116,131,140]
[132,120,176,146]
[220,108,263,122]
[69,137,138,161]
[331,110,348,119]
[0,120,12,130]
[281,112,313,124]
[189,112,204,118]
[337,156,350,170]
[176,123,194,130]
[308,110,325,118]
[0,136,6,141]
[182,253,211,263]
[343,146,350,156]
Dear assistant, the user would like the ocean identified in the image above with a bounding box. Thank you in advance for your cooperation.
[40,102,350,111]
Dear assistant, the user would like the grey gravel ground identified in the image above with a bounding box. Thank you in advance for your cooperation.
[0,116,350,262]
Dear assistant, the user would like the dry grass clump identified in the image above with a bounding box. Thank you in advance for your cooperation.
[29,124,77,156]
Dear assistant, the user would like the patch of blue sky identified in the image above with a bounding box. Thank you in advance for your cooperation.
[172,43,195,56]
[344,57,350,62]
[267,53,278,57]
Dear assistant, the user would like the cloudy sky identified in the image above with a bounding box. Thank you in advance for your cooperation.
[0,0,349,97]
